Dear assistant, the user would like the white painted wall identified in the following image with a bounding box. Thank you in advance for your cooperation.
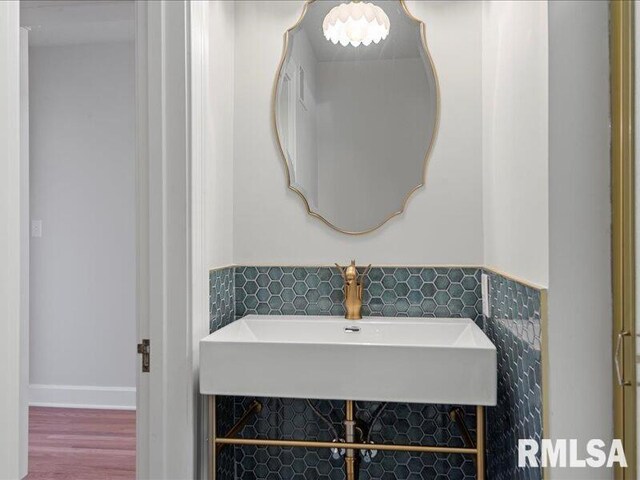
[20,1,134,47]
[201,3,617,478]
[217,0,553,280]
[202,1,615,476]
[481,1,549,287]
[200,0,553,282]
[0,2,27,477]
[547,2,612,478]
[232,0,484,265]
[206,0,235,269]
[29,41,136,408]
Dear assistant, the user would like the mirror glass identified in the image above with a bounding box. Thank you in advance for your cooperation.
[275,0,439,234]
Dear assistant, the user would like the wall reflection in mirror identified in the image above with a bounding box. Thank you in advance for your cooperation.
[275,0,439,234]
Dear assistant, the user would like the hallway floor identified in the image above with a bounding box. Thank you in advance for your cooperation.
[27,407,135,480]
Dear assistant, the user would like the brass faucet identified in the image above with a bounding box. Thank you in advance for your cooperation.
[335,260,371,320]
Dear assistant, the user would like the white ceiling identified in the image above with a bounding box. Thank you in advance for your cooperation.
[20,0,134,47]
[298,0,424,62]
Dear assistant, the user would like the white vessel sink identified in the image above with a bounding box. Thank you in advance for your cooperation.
[200,315,496,406]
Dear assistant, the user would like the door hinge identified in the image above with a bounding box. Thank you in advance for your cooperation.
[137,339,150,373]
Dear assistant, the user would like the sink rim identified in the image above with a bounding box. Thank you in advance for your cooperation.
[202,315,496,350]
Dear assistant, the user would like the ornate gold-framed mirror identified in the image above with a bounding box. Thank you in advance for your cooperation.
[273,0,440,235]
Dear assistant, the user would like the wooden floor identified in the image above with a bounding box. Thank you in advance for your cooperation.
[27,407,135,480]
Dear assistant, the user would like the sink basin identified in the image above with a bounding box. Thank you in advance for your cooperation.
[200,315,496,406]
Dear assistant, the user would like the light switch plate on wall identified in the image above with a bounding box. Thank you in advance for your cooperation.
[31,219,42,238]
[481,273,490,317]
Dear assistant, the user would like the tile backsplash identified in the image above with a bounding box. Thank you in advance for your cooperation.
[235,266,482,323]
[210,267,235,331]
[208,265,544,480]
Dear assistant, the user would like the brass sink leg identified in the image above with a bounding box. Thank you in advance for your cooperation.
[208,396,216,480]
[345,457,356,480]
[476,406,485,480]
[344,400,357,480]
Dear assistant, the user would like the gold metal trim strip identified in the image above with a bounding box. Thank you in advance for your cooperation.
[540,289,549,480]
[611,1,637,479]
[482,266,547,292]
[272,0,441,235]
[227,264,486,270]
[208,264,236,273]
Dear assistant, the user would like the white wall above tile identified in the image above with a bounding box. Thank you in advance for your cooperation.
[230,1,485,266]
[481,0,549,287]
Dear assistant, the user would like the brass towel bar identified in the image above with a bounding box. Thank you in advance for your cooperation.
[215,436,478,454]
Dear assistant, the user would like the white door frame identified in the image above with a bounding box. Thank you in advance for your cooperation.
[1,2,205,478]
[19,25,30,480]
[135,0,195,477]
[0,2,27,479]
[189,1,212,478]
[136,1,208,478]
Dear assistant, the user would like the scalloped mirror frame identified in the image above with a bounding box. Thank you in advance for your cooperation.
[272,0,441,235]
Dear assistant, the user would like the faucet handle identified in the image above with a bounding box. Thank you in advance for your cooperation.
[359,264,372,284]
[335,263,347,280]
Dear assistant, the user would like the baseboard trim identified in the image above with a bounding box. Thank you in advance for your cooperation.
[29,384,136,410]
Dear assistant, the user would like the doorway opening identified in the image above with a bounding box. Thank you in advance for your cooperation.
[20,1,136,478]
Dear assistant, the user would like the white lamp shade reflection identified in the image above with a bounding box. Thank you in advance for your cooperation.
[323,2,390,47]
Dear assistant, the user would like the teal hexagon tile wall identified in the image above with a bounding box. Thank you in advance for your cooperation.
[216,395,236,479]
[208,266,545,480]
[233,397,477,480]
[209,268,237,478]
[234,266,483,324]
[483,270,543,480]
[210,267,235,332]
